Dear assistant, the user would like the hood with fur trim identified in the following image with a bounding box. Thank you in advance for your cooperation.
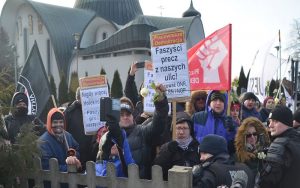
[46,108,66,135]
[185,90,207,115]
[235,117,270,163]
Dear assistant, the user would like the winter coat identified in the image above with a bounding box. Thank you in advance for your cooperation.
[4,114,45,143]
[241,105,262,121]
[259,107,271,123]
[193,153,254,188]
[124,96,169,179]
[234,117,270,175]
[39,108,80,172]
[185,90,207,116]
[192,91,236,144]
[154,139,200,180]
[259,128,300,188]
[64,100,96,171]
[95,131,135,177]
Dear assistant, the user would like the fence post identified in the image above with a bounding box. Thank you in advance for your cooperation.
[86,161,96,188]
[168,166,192,188]
[49,158,60,187]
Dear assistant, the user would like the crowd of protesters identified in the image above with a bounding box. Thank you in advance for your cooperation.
[1,61,300,188]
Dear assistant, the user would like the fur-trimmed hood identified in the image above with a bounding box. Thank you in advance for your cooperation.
[235,117,270,163]
[185,90,207,116]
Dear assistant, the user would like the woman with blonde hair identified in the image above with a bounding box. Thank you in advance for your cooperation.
[235,117,270,175]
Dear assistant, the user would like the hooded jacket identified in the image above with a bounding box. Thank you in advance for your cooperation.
[192,90,236,144]
[234,117,270,175]
[185,90,207,116]
[39,108,80,172]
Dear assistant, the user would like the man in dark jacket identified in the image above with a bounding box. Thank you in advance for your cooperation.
[241,92,262,121]
[154,111,200,180]
[259,105,300,188]
[114,84,169,179]
[4,92,45,143]
[293,108,300,131]
[64,87,97,171]
[192,134,254,188]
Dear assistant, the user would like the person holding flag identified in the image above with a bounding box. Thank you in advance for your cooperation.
[4,92,45,144]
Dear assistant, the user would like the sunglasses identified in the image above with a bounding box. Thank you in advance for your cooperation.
[246,132,258,138]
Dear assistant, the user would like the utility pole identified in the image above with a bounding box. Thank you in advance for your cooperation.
[73,33,80,76]
[11,44,18,88]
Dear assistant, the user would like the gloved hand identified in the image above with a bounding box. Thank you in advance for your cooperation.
[106,114,124,148]
[224,116,235,132]
[167,141,179,153]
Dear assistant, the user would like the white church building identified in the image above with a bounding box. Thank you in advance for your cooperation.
[0,0,205,94]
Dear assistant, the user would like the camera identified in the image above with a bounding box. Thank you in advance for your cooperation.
[100,97,121,122]
[135,61,145,68]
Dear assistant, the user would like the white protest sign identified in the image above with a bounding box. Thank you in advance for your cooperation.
[150,27,191,101]
[143,61,172,114]
[79,75,109,135]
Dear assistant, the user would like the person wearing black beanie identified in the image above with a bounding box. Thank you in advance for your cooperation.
[4,92,45,143]
[259,105,300,188]
[192,134,254,188]
[241,92,262,121]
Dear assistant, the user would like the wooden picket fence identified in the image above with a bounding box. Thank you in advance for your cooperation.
[18,158,192,188]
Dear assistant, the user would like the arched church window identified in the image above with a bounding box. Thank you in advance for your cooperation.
[28,15,33,34]
[38,17,43,34]
[18,16,22,36]
[102,32,107,40]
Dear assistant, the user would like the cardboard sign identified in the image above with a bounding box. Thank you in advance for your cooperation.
[150,27,191,101]
[79,75,109,135]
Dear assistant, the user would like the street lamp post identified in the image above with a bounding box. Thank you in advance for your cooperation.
[293,53,299,112]
[11,44,18,88]
[73,33,80,75]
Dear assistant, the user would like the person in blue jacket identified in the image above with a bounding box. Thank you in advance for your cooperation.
[39,108,81,172]
[95,130,135,177]
[192,90,236,154]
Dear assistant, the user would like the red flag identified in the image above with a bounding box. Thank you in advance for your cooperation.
[188,24,232,91]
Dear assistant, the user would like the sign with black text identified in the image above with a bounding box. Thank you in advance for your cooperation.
[150,27,191,101]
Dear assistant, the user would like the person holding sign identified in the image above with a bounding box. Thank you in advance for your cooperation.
[111,84,169,179]
[192,90,236,155]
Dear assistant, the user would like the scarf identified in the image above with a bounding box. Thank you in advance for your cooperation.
[176,136,193,150]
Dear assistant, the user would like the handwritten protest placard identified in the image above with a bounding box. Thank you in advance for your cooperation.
[79,75,109,135]
[150,27,191,101]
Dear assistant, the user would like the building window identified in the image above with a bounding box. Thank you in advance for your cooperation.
[113,51,132,57]
[38,17,43,34]
[28,15,33,35]
[82,55,93,60]
[102,32,107,40]
[18,16,22,36]
[95,53,111,58]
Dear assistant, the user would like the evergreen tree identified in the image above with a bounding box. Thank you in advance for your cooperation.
[100,67,106,75]
[68,72,79,101]
[0,124,40,187]
[0,26,15,115]
[111,70,123,98]
[58,72,69,105]
[237,66,247,95]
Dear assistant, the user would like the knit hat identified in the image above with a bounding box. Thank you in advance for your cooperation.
[198,134,228,155]
[51,111,64,122]
[293,108,300,123]
[230,101,241,111]
[269,105,293,127]
[243,92,258,102]
[263,96,273,107]
[210,91,226,103]
[12,92,28,106]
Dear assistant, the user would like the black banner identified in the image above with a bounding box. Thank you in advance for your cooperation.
[17,41,51,116]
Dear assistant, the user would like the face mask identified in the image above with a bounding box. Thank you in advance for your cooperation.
[14,107,28,116]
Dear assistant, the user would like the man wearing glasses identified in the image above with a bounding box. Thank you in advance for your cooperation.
[154,111,200,181]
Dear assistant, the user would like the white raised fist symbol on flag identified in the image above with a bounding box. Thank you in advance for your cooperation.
[196,36,228,83]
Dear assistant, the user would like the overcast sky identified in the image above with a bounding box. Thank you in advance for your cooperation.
[1,0,300,78]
